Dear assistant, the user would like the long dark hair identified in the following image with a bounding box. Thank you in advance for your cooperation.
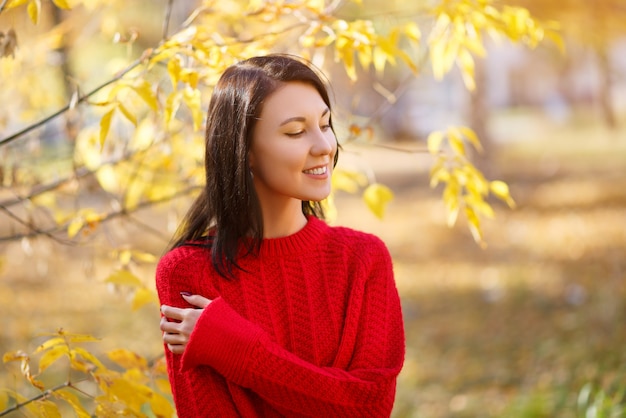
[170,54,339,278]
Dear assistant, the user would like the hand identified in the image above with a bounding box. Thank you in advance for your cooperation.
[160,294,212,354]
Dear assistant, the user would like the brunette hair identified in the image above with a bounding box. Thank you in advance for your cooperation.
[170,54,339,278]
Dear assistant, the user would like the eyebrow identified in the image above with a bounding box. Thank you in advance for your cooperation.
[279,108,330,126]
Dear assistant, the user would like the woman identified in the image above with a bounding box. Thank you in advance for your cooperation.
[157,54,405,417]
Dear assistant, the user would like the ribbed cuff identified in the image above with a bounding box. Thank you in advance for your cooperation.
[181,297,264,384]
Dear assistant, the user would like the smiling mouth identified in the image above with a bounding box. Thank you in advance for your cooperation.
[303,166,327,175]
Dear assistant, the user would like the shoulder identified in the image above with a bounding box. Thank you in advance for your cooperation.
[156,244,212,281]
[322,222,391,264]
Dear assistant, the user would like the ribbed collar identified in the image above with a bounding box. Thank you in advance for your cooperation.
[255,215,327,257]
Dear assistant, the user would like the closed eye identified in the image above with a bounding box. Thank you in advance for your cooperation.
[285,131,304,138]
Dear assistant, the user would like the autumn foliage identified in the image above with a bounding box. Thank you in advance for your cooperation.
[0,0,560,415]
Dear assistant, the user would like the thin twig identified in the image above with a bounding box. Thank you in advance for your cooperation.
[0,205,77,245]
[162,0,175,40]
[0,186,200,243]
[0,0,9,14]
[0,56,147,148]
[0,382,71,417]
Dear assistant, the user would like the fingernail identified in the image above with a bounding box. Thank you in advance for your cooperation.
[180,291,192,297]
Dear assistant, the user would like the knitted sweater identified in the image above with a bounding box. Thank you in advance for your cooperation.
[156,216,405,417]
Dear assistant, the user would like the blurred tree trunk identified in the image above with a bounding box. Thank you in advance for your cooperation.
[596,44,617,130]
[469,57,493,175]
[51,4,79,143]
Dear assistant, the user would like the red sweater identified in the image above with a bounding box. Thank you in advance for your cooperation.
[156,216,405,417]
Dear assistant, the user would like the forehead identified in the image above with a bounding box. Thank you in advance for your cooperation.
[259,82,327,119]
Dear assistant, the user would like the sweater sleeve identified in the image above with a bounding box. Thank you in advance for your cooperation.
[155,247,208,417]
[181,238,405,417]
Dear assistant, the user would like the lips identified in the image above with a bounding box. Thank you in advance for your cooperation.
[303,166,327,175]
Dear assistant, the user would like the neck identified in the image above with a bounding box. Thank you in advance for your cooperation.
[259,198,307,239]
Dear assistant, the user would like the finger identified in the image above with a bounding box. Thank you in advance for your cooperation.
[161,304,185,321]
[167,343,185,355]
[163,332,185,345]
[160,317,181,334]
[181,294,212,308]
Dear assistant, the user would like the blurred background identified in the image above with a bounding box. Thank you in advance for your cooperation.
[1,0,625,417]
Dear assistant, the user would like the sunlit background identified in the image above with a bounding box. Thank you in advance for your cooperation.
[1,0,625,417]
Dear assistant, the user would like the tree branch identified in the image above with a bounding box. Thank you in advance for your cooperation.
[0,205,77,245]
[0,55,147,148]
[162,0,175,40]
[0,382,71,417]
[0,186,200,243]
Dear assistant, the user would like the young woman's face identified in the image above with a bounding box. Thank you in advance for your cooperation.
[249,82,337,207]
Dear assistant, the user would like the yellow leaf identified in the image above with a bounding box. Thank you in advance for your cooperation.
[107,349,148,370]
[124,178,145,210]
[332,169,366,194]
[95,165,120,194]
[67,334,101,344]
[183,86,203,131]
[33,337,66,354]
[132,287,158,310]
[38,345,68,373]
[131,250,157,263]
[490,180,516,208]
[429,158,450,188]
[0,389,9,411]
[363,183,393,219]
[105,269,142,287]
[119,249,132,265]
[71,347,106,371]
[155,377,171,394]
[465,206,485,247]
[427,130,445,154]
[3,349,28,363]
[5,0,29,10]
[36,399,61,418]
[99,108,115,149]
[132,80,158,111]
[56,389,91,418]
[448,129,465,156]
[117,103,137,126]
[165,90,182,126]
[67,217,85,238]
[51,0,71,9]
[149,391,175,417]
[459,126,482,152]
[457,48,476,90]
[443,180,460,226]
[27,0,41,24]
[404,21,421,42]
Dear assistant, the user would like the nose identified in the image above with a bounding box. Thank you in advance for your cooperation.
[310,128,335,157]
